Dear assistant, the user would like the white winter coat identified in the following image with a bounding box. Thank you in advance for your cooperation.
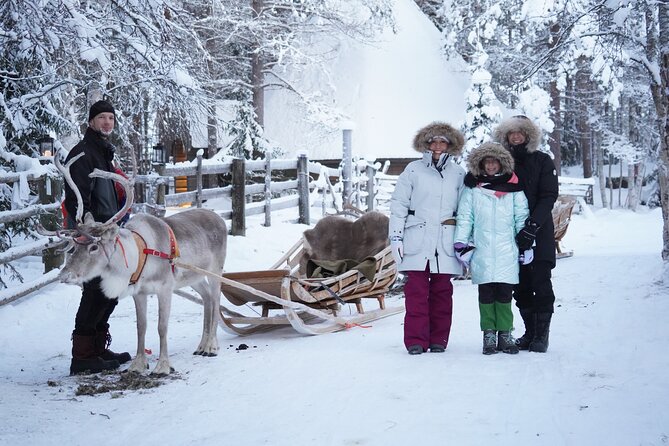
[389,152,465,274]
[454,186,529,284]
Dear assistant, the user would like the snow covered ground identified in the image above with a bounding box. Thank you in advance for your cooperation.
[0,203,667,446]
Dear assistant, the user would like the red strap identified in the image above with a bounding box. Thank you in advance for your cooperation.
[142,228,179,273]
[344,322,372,329]
[143,248,172,260]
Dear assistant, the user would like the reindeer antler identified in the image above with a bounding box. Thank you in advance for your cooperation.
[89,168,134,225]
[54,150,86,225]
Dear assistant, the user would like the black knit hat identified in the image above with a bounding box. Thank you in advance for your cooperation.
[88,100,115,121]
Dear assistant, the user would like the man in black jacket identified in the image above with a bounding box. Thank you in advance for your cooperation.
[492,115,559,352]
[64,100,131,374]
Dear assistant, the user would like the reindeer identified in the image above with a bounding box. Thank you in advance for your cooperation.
[52,151,227,375]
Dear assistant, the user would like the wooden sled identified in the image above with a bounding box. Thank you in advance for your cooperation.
[553,195,576,259]
[175,237,401,336]
[214,239,401,335]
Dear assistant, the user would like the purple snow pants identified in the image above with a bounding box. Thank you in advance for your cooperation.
[403,266,454,350]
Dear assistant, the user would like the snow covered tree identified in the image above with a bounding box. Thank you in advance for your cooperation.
[462,52,502,156]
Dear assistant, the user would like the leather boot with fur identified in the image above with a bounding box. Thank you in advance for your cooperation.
[96,325,131,364]
[70,333,120,375]
[515,309,535,350]
[529,312,552,353]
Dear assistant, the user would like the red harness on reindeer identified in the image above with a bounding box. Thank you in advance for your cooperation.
[115,228,180,285]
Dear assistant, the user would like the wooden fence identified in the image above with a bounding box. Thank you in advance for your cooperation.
[0,153,383,304]
[136,152,382,236]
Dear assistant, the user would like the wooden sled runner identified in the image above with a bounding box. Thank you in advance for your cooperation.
[177,212,402,335]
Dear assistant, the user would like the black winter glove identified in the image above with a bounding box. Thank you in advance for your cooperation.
[516,219,539,251]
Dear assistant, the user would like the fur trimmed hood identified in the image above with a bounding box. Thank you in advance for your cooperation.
[413,122,465,156]
[493,116,542,153]
[466,142,515,176]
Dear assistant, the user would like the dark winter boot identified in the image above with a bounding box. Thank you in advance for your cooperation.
[482,330,498,355]
[515,309,535,350]
[70,333,120,375]
[529,312,552,353]
[95,325,131,364]
[497,331,519,354]
[407,345,424,355]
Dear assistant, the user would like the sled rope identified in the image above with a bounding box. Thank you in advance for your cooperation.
[172,260,352,326]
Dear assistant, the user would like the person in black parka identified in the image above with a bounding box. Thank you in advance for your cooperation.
[63,100,131,375]
[491,115,559,352]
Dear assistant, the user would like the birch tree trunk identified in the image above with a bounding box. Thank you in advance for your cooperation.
[576,56,593,178]
[647,1,669,261]
[251,0,265,160]
[660,2,669,262]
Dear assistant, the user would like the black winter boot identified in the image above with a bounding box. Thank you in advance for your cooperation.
[70,333,120,375]
[95,324,131,364]
[497,331,519,354]
[529,312,552,353]
[482,330,498,355]
[515,309,535,350]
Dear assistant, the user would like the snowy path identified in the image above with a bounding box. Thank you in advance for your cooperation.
[0,208,667,445]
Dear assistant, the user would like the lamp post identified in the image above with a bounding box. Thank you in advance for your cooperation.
[38,136,54,161]
[152,143,168,164]
[36,135,63,271]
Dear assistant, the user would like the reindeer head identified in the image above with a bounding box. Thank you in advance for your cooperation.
[58,214,122,284]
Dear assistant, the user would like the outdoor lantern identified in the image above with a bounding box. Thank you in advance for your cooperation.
[39,136,54,158]
[152,143,168,164]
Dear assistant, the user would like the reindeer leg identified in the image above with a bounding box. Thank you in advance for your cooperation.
[152,289,172,375]
[128,293,149,373]
[192,279,220,356]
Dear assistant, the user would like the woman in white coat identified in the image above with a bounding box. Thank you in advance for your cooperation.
[453,142,529,355]
[389,122,465,355]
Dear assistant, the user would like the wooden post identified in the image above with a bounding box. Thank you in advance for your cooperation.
[38,175,63,272]
[366,164,375,211]
[342,129,352,205]
[264,153,272,227]
[297,154,310,225]
[231,157,246,236]
[155,164,167,206]
[196,150,203,208]
[321,180,327,216]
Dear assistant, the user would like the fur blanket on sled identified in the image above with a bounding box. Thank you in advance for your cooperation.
[300,211,389,278]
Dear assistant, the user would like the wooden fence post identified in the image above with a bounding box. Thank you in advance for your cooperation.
[366,164,375,211]
[264,153,272,227]
[231,157,246,236]
[195,150,203,208]
[342,129,352,205]
[38,175,63,272]
[155,164,168,206]
[297,154,310,225]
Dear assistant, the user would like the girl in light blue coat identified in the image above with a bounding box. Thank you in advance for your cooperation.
[454,142,529,355]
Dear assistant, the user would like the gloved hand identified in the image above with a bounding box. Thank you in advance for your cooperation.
[516,219,539,252]
[454,242,475,268]
[390,238,404,265]
[453,242,468,253]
